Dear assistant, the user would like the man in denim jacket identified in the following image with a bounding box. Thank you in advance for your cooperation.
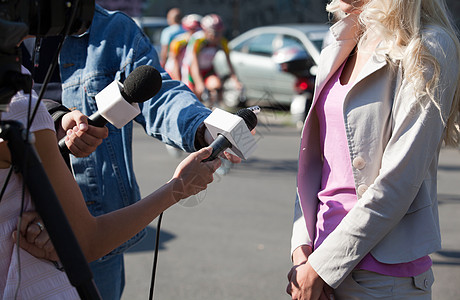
[25,5,219,299]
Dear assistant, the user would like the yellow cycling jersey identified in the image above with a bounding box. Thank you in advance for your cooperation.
[169,33,190,56]
[192,37,230,56]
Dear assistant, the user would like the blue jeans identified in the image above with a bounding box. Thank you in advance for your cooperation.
[90,254,125,300]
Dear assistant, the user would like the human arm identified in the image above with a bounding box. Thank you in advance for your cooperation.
[31,128,220,262]
[125,27,214,153]
[287,194,331,299]
[121,22,242,162]
[224,50,242,91]
[167,40,182,80]
[169,54,182,81]
[189,50,206,98]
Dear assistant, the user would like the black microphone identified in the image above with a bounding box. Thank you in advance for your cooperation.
[203,106,259,162]
[58,65,162,153]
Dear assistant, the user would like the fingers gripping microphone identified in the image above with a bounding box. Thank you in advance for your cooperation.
[202,106,260,162]
[58,65,162,152]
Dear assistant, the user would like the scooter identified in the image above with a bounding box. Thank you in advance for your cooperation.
[272,46,316,128]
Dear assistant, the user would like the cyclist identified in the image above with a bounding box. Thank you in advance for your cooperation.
[188,14,241,106]
[165,14,202,80]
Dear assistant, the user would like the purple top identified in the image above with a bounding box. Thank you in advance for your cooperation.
[314,61,432,277]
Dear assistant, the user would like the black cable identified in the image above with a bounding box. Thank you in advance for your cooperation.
[149,212,163,300]
[27,35,65,134]
[0,166,13,204]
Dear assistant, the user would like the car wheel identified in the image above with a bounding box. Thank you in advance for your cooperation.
[222,77,246,108]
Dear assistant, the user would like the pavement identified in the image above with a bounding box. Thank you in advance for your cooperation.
[120,111,460,299]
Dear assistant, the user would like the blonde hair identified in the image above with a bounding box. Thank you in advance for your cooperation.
[327,0,460,146]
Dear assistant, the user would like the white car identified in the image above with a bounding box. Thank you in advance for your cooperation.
[213,24,329,108]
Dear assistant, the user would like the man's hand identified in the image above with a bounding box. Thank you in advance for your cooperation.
[61,110,109,157]
[13,211,59,262]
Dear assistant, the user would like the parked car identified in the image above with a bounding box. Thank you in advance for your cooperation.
[133,16,169,54]
[213,24,330,109]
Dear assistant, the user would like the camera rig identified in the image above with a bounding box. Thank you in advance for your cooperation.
[0,0,94,110]
[0,1,101,299]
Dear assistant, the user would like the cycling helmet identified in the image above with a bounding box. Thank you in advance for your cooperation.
[200,14,224,32]
[182,14,202,32]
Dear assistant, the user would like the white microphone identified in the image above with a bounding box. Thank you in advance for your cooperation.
[179,106,260,208]
[58,65,162,153]
[202,106,260,161]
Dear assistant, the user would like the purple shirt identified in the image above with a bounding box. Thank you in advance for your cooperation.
[314,61,431,277]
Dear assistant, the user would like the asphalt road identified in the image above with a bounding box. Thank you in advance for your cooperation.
[121,113,460,300]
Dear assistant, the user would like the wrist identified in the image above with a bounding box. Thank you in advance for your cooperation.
[292,244,313,265]
[168,177,186,203]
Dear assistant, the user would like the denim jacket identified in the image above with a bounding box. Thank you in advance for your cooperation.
[59,5,211,258]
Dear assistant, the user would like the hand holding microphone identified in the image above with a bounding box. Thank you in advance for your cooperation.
[58,65,162,154]
[203,106,260,162]
[59,110,109,157]
[179,106,260,207]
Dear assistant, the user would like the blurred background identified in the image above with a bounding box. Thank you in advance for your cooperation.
[95,0,460,124]
[95,0,460,37]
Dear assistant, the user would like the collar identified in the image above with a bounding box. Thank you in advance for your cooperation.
[329,13,362,42]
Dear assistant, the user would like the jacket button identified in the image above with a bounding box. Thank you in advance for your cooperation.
[352,156,366,170]
[357,184,368,196]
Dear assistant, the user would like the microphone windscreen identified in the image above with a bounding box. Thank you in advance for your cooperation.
[122,65,162,103]
[236,108,258,131]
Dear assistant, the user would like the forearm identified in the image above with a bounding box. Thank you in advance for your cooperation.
[83,181,177,261]
[37,129,175,261]
[131,34,211,151]
[171,58,181,80]
[160,45,168,67]
[190,58,204,88]
[291,194,314,257]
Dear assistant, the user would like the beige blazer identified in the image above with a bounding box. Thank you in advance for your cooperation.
[291,14,459,288]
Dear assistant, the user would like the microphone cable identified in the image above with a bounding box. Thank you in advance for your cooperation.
[146,106,260,299]
[148,212,163,300]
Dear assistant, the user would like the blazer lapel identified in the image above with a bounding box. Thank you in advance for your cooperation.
[351,51,388,89]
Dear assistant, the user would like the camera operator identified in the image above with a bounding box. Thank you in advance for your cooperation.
[20,4,241,299]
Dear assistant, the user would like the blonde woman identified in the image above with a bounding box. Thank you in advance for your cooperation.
[287,0,460,299]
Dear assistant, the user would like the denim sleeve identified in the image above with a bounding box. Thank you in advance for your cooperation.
[130,28,211,152]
